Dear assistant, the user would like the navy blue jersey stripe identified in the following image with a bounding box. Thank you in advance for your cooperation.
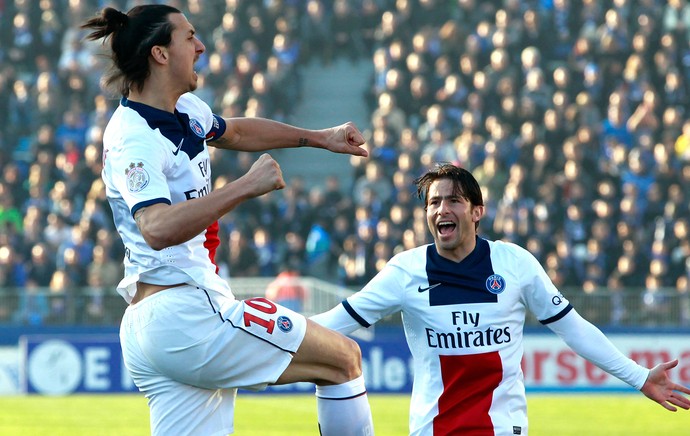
[131,197,171,217]
[343,300,371,328]
[173,111,206,159]
[122,97,206,160]
[427,238,499,306]
[206,114,227,141]
[539,304,573,325]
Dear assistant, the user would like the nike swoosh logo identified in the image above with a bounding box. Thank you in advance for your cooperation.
[172,138,184,156]
[418,283,442,293]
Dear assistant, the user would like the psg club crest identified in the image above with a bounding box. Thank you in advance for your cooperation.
[189,118,205,137]
[277,316,293,333]
[125,162,149,193]
[485,274,506,294]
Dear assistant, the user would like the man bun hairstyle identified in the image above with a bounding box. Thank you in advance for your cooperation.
[81,5,180,97]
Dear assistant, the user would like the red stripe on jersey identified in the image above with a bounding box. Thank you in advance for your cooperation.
[434,352,503,435]
[204,221,220,273]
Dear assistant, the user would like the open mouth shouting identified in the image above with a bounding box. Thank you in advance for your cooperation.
[437,220,457,239]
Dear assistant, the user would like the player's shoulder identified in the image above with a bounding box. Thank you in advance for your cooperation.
[105,110,150,149]
[104,109,168,162]
[485,238,535,261]
[387,244,430,268]
[485,238,542,278]
[177,92,212,116]
[108,101,149,128]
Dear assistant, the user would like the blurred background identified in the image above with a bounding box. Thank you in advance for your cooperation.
[0,0,689,395]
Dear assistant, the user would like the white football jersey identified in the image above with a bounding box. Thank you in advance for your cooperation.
[102,92,230,303]
[342,237,571,436]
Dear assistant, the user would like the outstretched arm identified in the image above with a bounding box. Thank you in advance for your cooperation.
[547,309,690,411]
[641,359,690,411]
[213,117,368,157]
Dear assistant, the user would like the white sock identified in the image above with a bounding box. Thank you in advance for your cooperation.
[315,375,374,436]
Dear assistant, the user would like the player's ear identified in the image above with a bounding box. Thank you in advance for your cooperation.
[472,205,485,222]
[150,45,169,64]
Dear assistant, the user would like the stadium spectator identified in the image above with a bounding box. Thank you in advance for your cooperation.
[86,245,122,291]
[45,269,71,325]
[83,245,122,325]
[11,282,50,326]
[0,245,27,289]
[303,188,337,280]
[251,226,279,277]
[265,261,308,312]
[300,0,333,65]
[0,186,23,236]
[352,160,394,208]
[226,228,260,278]
[277,230,308,275]
[331,0,366,63]
[25,243,56,288]
[677,272,690,326]
[337,234,371,288]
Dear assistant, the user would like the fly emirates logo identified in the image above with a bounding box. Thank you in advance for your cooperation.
[426,310,512,350]
[184,158,211,200]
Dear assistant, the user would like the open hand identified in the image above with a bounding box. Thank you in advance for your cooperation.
[641,359,690,411]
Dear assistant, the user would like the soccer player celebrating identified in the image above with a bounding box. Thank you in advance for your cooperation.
[312,163,690,435]
[82,5,374,436]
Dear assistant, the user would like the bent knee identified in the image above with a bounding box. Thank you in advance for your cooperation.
[336,336,363,381]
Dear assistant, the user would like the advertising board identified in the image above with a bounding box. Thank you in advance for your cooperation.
[10,329,690,395]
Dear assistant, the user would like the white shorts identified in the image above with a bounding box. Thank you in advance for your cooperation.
[120,285,307,436]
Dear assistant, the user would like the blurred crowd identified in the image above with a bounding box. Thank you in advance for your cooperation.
[1,0,689,326]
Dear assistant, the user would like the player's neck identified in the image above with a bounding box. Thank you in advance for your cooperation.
[434,233,478,263]
[436,243,475,263]
[128,82,181,113]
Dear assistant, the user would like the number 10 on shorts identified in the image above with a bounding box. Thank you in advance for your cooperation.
[243,298,277,334]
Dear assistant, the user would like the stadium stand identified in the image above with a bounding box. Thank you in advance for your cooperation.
[0,0,689,328]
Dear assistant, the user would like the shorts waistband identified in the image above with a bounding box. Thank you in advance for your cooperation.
[125,284,197,312]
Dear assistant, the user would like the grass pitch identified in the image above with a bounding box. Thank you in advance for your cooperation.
[0,393,687,435]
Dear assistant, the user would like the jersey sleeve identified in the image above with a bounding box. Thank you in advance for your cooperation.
[547,309,650,389]
[105,130,172,217]
[310,304,364,335]
[516,245,572,324]
[342,256,409,328]
[181,92,226,142]
[311,261,407,333]
[206,114,227,142]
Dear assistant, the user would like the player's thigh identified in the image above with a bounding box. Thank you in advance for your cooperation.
[196,299,308,390]
[123,287,307,391]
[276,319,362,385]
[146,379,237,436]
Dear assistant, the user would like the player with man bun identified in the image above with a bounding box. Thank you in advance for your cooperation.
[82,4,374,435]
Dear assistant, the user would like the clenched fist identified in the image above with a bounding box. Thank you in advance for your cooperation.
[243,153,286,198]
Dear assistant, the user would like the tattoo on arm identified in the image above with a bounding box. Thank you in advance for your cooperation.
[211,136,232,149]
[298,137,308,147]
[134,208,145,228]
